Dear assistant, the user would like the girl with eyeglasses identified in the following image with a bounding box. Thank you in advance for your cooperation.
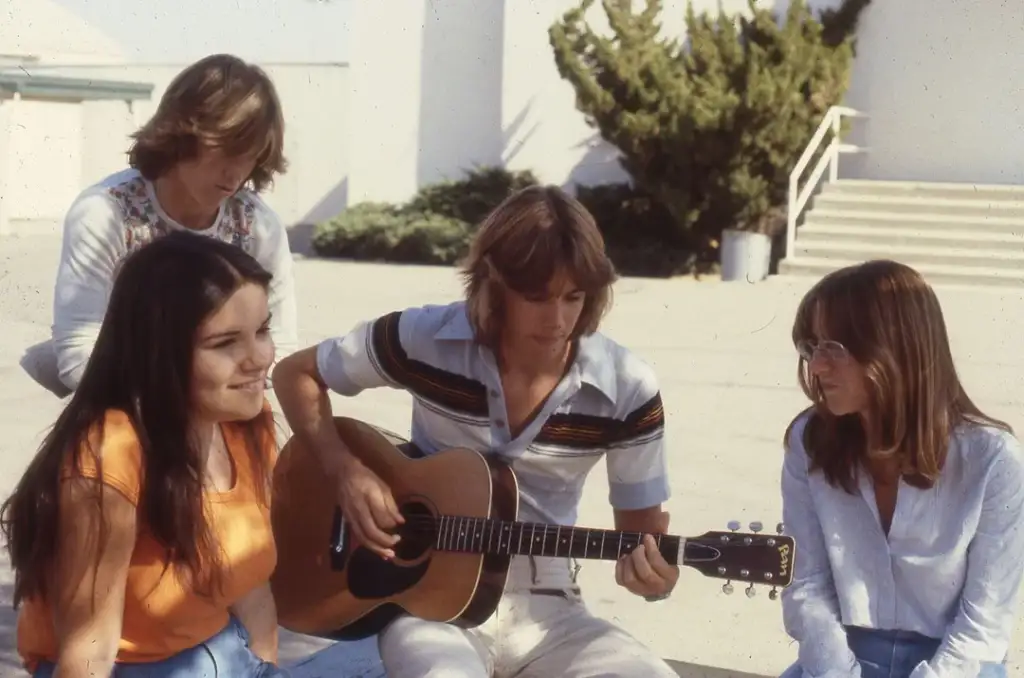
[778,259,1022,678]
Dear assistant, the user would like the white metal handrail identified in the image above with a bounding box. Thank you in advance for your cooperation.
[786,105,866,260]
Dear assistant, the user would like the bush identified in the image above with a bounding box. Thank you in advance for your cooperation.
[311,203,471,266]
[406,166,540,226]
[312,166,536,266]
[312,167,703,276]
[575,182,697,276]
[549,0,870,262]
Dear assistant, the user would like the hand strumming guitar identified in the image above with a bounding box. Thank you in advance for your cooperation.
[335,454,405,560]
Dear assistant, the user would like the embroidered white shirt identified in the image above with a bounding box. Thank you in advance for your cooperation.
[51,168,299,390]
[781,411,1024,678]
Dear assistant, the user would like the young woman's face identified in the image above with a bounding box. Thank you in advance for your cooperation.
[191,282,274,423]
[798,319,870,417]
[501,269,585,361]
[173,147,258,212]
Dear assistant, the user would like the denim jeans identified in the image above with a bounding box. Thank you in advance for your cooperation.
[779,626,1007,678]
[33,616,289,677]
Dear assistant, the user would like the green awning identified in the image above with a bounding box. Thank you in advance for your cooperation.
[0,72,152,102]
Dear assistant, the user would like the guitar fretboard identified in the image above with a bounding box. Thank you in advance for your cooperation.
[433,515,681,564]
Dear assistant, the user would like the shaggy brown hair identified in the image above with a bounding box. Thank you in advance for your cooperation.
[128,53,287,192]
[459,185,617,346]
[784,259,1009,493]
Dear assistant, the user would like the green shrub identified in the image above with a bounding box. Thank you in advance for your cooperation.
[549,0,869,262]
[386,212,473,265]
[311,203,470,266]
[313,167,539,265]
[312,168,705,276]
[575,182,697,276]
[406,165,540,226]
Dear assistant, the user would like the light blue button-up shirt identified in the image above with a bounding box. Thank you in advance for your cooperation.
[781,411,1024,678]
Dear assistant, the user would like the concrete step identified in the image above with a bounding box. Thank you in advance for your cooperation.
[805,209,1024,235]
[822,179,1024,203]
[796,224,1024,251]
[778,256,1024,288]
[793,240,1024,271]
[812,192,1024,219]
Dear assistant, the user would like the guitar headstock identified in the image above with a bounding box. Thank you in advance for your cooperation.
[683,521,795,600]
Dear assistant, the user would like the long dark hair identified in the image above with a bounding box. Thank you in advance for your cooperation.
[2,230,277,607]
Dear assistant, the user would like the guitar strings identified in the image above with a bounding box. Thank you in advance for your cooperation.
[379,514,658,540]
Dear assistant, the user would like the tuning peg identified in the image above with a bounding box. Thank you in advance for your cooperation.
[749,521,763,533]
[727,520,740,532]
[776,522,785,534]
[745,583,756,598]
[769,587,779,601]
[722,580,734,595]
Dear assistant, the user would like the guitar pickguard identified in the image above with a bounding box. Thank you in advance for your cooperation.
[342,499,438,600]
[348,548,430,599]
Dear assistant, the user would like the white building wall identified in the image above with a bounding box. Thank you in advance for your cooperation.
[839,0,1024,185]
[2,0,125,65]
[345,2,429,205]
[5,100,84,232]
[346,0,777,206]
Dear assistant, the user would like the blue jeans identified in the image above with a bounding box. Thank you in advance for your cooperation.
[780,626,1007,678]
[33,616,289,677]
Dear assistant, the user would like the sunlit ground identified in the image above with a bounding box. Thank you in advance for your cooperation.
[1,235,1022,675]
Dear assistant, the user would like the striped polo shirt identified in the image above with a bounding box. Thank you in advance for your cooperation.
[316,300,670,529]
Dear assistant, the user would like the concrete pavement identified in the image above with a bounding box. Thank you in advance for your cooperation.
[1,234,1023,676]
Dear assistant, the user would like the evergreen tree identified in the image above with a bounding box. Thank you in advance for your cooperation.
[549,0,870,258]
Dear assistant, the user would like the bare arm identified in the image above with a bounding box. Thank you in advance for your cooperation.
[230,583,279,664]
[271,347,355,478]
[272,345,404,557]
[52,479,136,678]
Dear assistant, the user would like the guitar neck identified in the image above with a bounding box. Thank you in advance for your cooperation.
[436,515,684,565]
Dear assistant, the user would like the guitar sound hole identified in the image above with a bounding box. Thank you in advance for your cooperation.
[394,500,435,561]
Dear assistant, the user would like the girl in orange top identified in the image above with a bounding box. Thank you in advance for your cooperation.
[2,231,288,676]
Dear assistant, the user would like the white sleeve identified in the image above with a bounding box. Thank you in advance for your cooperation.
[605,362,671,511]
[781,415,862,678]
[909,432,1024,678]
[315,308,428,397]
[249,198,299,360]
[51,192,126,391]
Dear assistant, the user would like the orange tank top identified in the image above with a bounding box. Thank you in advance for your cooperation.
[16,409,278,669]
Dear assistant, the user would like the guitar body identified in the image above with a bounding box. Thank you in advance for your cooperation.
[270,417,520,640]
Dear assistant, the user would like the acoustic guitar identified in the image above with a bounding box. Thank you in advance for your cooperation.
[269,417,796,640]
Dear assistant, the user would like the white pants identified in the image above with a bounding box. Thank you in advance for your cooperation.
[378,556,677,678]
[20,339,72,398]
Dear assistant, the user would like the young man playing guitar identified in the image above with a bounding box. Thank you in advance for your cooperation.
[273,185,679,677]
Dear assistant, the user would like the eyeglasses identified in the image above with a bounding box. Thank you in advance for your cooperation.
[795,339,849,362]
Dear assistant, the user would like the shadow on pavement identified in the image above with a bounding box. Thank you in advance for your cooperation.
[666,659,771,677]
[285,638,774,678]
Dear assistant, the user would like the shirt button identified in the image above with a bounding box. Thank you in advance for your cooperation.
[495,419,506,428]
[489,389,500,398]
